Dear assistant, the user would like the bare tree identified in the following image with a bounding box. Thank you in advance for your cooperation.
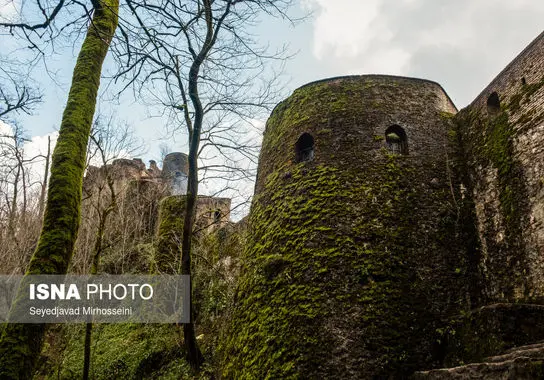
[0,125,27,232]
[0,125,49,233]
[37,135,52,219]
[114,0,297,368]
[0,59,42,120]
[0,0,120,377]
[0,124,49,273]
[81,116,143,380]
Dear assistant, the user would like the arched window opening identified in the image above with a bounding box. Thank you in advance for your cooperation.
[521,77,527,86]
[487,91,501,115]
[295,133,315,163]
[214,210,221,223]
[385,125,408,155]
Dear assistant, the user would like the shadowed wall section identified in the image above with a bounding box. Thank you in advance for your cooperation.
[221,75,475,378]
[456,31,544,302]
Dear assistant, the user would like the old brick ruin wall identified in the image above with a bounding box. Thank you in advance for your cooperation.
[83,152,185,197]
[82,152,231,238]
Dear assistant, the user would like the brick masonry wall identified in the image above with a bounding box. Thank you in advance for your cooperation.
[457,31,544,301]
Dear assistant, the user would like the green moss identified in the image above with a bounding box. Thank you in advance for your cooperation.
[154,196,187,274]
[316,128,332,135]
[38,324,193,380]
[462,108,518,226]
[221,76,470,378]
[386,132,400,142]
[508,76,544,113]
[264,79,381,149]
[453,79,541,301]
[221,158,465,378]
[440,111,456,120]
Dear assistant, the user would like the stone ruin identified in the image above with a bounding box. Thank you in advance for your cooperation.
[83,151,231,230]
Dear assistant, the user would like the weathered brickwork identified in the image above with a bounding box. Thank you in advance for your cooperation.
[457,31,544,302]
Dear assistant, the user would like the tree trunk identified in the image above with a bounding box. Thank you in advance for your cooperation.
[181,182,203,369]
[8,163,20,233]
[179,1,214,367]
[181,88,203,366]
[21,158,27,217]
[0,0,119,377]
[38,135,51,219]
[82,322,93,380]
[82,203,111,379]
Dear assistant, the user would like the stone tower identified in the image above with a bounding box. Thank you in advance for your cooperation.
[162,152,189,195]
[222,75,474,378]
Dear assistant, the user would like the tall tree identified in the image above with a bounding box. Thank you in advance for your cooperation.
[116,0,296,368]
[0,0,119,377]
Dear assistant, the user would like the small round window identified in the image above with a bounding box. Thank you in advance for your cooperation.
[214,210,221,223]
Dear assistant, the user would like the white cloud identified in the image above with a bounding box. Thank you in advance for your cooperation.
[22,132,58,203]
[25,132,57,157]
[0,120,11,134]
[0,0,19,19]
[348,47,411,76]
[301,0,544,106]
[302,0,382,59]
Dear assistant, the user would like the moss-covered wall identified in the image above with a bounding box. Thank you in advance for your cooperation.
[154,195,233,274]
[194,196,231,231]
[455,31,544,302]
[154,195,187,274]
[221,75,475,378]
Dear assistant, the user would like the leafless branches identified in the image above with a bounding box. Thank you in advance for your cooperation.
[111,0,296,217]
[0,124,52,274]
[0,84,42,119]
[109,0,297,368]
[0,0,91,46]
[0,63,42,120]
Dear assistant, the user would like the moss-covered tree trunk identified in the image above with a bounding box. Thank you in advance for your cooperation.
[0,1,119,378]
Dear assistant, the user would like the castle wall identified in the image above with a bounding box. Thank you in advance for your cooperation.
[194,196,231,230]
[154,195,232,273]
[456,31,544,302]
[222,75,473,378]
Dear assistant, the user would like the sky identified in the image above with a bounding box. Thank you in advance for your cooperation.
[295,0,544,107]
[1,0,544,213]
